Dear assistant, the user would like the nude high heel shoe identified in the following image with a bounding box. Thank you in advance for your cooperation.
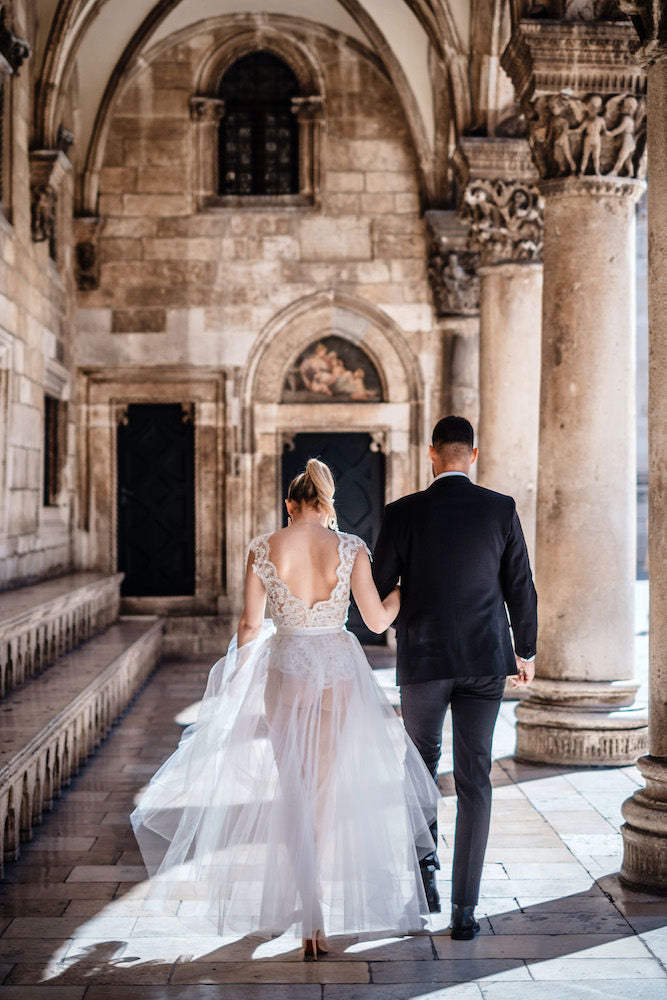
[302,930,329,961]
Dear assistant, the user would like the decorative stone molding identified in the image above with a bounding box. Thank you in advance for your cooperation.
[0,7,30,80]
[73,216,103,292]
[503,19,647,185]
[189,96,226,122]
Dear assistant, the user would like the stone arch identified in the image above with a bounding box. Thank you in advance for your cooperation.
[195,25,326,100]
[244,290,423,411]
[234,292,424,579]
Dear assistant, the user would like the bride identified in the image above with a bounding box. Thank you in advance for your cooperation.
[131,458,439,959]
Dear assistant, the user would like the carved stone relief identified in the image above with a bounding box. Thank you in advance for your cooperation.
[460,179,544,265]
[528,91,647,179]
[30,184,57,247]
[428,248,480,316]
[0,7,30,79]
[189,96,226,122]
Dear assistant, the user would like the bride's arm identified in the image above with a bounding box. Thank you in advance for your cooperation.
[350,550,400,634]
[238,552,268,647]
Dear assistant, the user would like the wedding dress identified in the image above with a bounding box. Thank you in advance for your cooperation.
[130,530,439,939]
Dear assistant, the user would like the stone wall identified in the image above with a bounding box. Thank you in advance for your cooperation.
[75,17,443,613]
[0,0,77,590]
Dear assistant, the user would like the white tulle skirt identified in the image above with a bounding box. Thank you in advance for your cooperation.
[130,621,439,939]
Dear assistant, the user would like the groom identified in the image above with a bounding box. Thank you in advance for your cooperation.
[373,416,537,939]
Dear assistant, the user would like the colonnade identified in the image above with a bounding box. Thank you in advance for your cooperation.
[434,7,666,890]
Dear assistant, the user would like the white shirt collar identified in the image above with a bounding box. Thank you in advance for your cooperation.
[434,471,469,481]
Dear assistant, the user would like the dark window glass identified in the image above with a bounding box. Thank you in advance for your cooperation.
[44,395,60,506]
[218,52,299,196]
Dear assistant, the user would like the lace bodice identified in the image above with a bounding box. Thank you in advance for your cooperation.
[248,530,370,628]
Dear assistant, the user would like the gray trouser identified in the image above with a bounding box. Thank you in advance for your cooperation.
[400,675,505,907]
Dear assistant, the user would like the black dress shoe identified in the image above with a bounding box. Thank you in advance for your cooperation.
[450,903,480,940]
[420,866,441,913]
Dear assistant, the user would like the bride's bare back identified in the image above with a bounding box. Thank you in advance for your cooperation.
[268,523,341,609]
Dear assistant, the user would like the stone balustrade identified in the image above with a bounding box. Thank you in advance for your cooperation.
[0,616,163,876]
[0,572,123,697]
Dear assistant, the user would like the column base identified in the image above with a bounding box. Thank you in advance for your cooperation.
[515,679,648,766]
[621,756,667,893]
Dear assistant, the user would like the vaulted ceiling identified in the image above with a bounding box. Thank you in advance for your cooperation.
[32,1,509,211]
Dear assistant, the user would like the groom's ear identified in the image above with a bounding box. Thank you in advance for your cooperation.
[470,447,479,466]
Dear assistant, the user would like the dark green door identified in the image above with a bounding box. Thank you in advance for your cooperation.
[117,404,195,596]
[281,432,386,644]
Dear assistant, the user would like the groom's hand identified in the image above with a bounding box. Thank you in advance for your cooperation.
[511,654,535,688]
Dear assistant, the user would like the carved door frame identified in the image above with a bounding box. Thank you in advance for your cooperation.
[77,367,225,615]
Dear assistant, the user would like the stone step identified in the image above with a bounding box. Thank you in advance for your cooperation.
[0,616,163,877]
[0,572,124,697]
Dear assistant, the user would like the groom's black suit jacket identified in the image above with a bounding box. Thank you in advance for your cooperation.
[372,474,537,685]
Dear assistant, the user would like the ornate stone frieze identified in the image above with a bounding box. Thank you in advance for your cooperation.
[0,7,30,79]
[428,247,480,316]
[189,96,226,122]
[529,90,647,178]
[525,0,626,18]
[460,179,544,265]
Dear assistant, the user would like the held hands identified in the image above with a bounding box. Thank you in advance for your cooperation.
[511,653,535,688]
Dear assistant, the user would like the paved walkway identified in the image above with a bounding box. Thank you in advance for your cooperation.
[1,583,665,999]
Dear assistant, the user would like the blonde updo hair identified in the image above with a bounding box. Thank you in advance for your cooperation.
[287,458,337,529]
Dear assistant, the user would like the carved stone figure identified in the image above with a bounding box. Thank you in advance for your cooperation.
[573,95,607,175]
[30,184,57,246]
[428,248,480,316]
[607,95,641,175]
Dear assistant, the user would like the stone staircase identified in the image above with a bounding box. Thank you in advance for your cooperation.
[0,572,163,877]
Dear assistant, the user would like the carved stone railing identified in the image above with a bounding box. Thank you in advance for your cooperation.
[0,572,123,696]
[0,617,162,875]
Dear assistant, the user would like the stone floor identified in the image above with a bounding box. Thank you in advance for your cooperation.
[1,582,665,999]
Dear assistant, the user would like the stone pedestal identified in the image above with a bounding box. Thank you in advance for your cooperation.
[619,2,667,891]
[478,261,542,561]
[503,16,648,765]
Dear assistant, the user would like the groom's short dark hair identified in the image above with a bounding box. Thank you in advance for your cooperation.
[432,416,474,451]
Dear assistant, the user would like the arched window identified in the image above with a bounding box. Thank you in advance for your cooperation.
[218,52,299,197]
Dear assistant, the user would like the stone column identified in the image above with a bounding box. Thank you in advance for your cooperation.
[617,0,667,891]
[503,15,648,765]
[454,139,543,561]
[425,209,481,430]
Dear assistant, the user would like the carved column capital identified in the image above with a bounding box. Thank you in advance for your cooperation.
[452,139,544,265]
[189,96,226,123]
[503,18,647,185]
[0,7,30,79]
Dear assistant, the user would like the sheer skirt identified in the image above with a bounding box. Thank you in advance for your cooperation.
[131,622,439,939]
